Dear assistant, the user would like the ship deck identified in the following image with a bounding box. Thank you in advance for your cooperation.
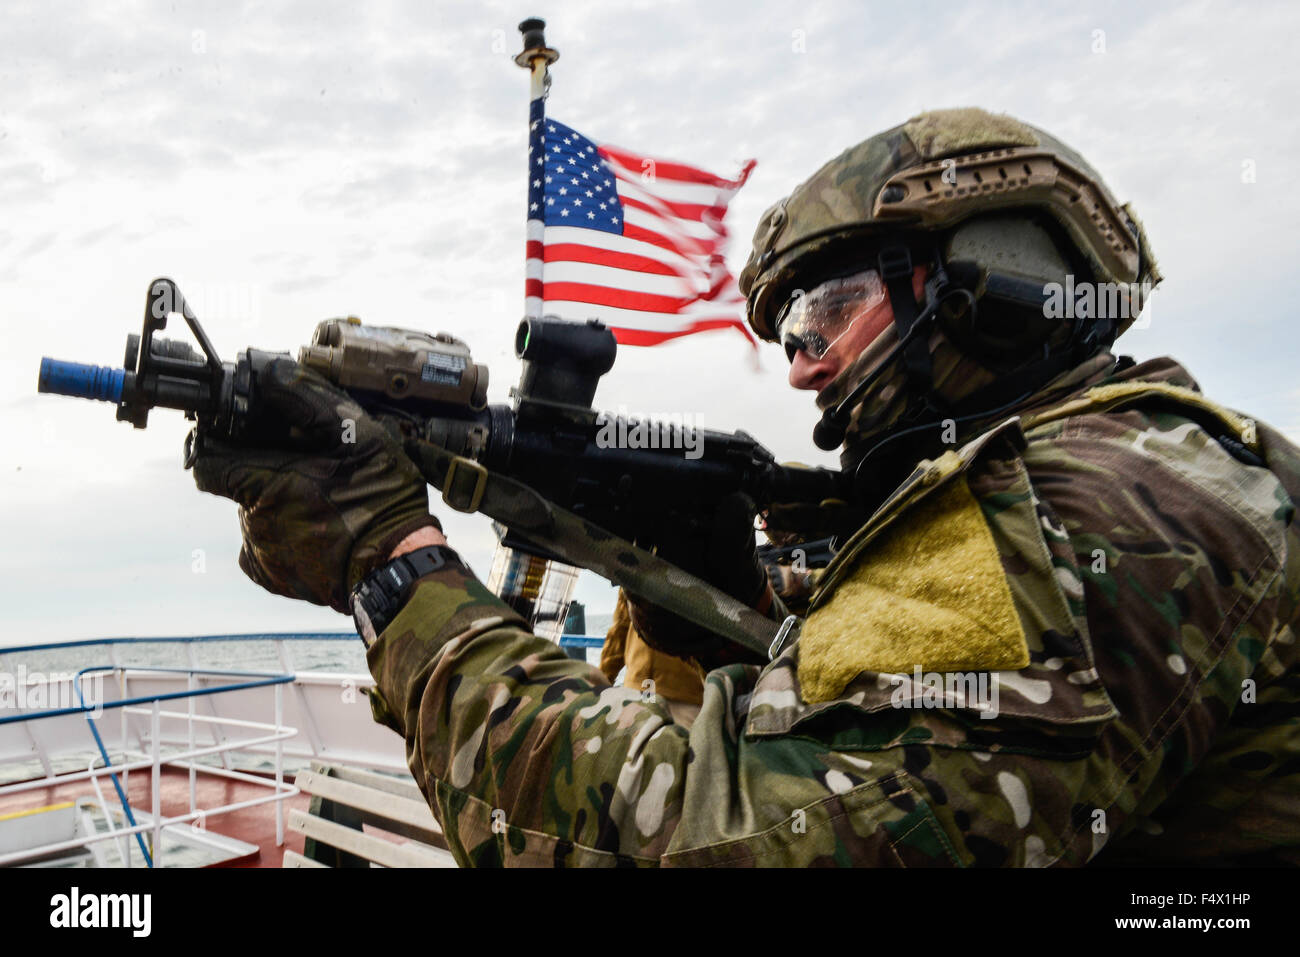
[2,765,312,867]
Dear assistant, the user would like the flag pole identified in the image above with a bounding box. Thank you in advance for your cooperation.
[517,18,558,322]
[485,19,584,651]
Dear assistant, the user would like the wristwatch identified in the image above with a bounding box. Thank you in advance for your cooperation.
[350,544,466,648]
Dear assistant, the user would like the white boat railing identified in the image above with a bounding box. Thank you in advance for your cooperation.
[0,632,604,867]
[0,634,408,775]
[0,633,410,868]
[0,664,299,867]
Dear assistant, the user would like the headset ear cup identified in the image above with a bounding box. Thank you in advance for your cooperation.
[943,259,983,295]
[942,276,978,331]
[933,260,979,343]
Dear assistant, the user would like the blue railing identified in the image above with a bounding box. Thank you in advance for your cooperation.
[0,632,362,656]
[2,631,603,657]
[0,666,294,726]
[558,635,604,648]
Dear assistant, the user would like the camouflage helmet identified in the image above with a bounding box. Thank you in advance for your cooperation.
[740,107,1162,342]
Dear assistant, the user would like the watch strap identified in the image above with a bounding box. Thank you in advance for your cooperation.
[351,544,466,647]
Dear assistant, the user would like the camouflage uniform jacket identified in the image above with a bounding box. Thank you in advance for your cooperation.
[365,357,1300,866]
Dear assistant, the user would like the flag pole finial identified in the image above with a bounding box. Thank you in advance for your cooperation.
[516,18,559,71]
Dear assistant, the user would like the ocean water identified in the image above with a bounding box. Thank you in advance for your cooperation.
[0,637,369,678]
[0,614,614,679]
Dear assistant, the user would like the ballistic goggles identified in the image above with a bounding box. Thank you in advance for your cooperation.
[775,268,888,363]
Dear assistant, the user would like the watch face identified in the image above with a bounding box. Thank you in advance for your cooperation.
[353,601,379,649]
[351,546,460,650]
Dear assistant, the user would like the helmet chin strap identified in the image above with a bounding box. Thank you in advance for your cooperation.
[811,266,973,451]
[877,246,932,398]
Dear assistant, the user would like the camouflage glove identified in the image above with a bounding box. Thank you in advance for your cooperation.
[190,358,440,613]
[626,492,773,670]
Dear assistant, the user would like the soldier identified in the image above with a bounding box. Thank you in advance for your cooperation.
[193,108,1300,865]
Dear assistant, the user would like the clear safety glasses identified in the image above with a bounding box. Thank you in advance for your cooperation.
[775,268,888,363]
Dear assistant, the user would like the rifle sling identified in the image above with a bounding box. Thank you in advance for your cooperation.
[404,437,792,661]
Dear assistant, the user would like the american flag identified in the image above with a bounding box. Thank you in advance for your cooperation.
[525,117,756,347]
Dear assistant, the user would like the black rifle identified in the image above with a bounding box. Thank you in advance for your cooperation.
[38,278,853,582]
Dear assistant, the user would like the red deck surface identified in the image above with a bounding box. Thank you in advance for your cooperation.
[2,766,311,867]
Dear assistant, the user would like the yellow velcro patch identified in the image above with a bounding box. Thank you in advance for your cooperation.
[797,478,1030,703]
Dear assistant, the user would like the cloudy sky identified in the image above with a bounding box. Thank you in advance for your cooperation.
[3,0,1297,644]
